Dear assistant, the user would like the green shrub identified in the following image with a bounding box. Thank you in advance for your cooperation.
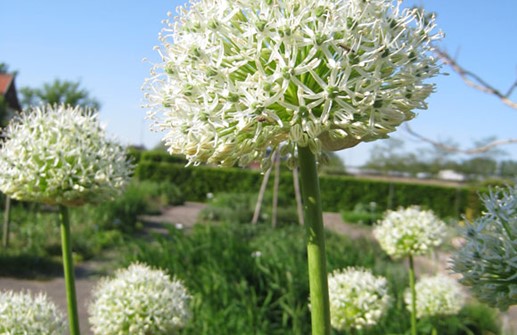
[134,161,478,219]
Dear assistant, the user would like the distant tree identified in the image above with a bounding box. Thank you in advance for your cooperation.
[499,160,517,179]
[459,157,498,178]
[20,79,100,110]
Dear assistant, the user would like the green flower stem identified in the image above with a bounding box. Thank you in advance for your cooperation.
[297,145,331,335]
[408,255,417,335]
[59,205,81,335]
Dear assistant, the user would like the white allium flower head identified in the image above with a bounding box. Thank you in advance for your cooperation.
[88,262,191,335]
[0,104,132,206]
[404,274,466,318]
[373,205,446,259]
[0,290,66,334]
[144,0,441,168]
[452,185,517,311]
[328,267,390,330]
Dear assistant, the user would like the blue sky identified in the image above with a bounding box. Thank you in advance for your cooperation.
[2,0,517,166]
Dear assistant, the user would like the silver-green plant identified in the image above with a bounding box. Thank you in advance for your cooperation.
[452,185,517,311]
[144,1,441,333]
[374,206,446,335]
[0,104,133,335]
[88,263,191,335]
[0,290,67,334]
[328,267,390,332]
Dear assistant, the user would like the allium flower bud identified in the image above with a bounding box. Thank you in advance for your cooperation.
[144,0,441,168]
[328,267,390,330]
[0,290,66,334]
[452,186,517,311]
[88,263,191,335]
[0,104,132,206]
[404,274,466,318]
[373,206,446,259]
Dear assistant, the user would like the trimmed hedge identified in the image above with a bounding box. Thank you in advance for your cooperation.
[134,160,478,218]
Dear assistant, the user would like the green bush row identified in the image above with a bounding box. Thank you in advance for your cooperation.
[134,161,480,218]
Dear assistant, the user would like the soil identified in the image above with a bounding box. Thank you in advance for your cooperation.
[1,202,515,334]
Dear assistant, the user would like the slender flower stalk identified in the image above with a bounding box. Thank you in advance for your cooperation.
[0,105,133,335]
[408,255,418,335]
[145,1,441,333]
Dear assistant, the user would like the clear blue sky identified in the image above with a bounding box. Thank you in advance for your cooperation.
[2,1,517,166]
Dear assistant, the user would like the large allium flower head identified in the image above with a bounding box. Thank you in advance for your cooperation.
[404,274,466,318]
[88,262,191,335]
[0,290,66,334]
[452,185,517,311]
[0,104,132,206]
[144,0,442,168]
[327,267,390,330]
[373,205,446,259]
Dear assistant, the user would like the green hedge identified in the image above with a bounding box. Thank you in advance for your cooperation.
[134,160,479,218]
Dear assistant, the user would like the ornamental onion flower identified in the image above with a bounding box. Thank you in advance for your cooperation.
[88,262,191,335]
[404,274,466,318]
[0,290,67,334]
[373,206,446,259]
[327,267,390,330]
[0,104,132,206]
[144,0,441,168]
[452,186,517,311]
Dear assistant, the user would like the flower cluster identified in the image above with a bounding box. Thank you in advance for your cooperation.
[404,274,465,318]
[328,267,390,330]
[0,104,132,206]
[0,290,66,334]
[373,206,446,259]
[144,0,441,168]
[452,186,517,311]
[88,263,191,335]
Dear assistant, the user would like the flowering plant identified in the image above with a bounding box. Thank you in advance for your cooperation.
[452,186,517,311]
[88,263,192,335]
[0,104,132,206]
[404,274,465,319]
[144,0,441,168]
[0,290,66,334]
[373,206,446,259]
[327,267,390,330]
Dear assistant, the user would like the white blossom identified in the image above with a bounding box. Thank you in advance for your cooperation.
[452,186,517,311]
[88,262,191,335]
[373,206,446,259]
[0,290,66,334]
[0,105,132,206]
[404,274,466,318]
[144,0,441,168]
[328,267,390,330]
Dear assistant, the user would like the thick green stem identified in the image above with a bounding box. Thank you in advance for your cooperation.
[2,196,11,248]
[408,255,417,335]
[59,205,81,335]
[297,146,331,335]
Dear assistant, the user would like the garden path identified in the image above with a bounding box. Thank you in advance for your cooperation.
[0,202,515,334]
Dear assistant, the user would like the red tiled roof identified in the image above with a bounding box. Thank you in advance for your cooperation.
[0,74,13,95]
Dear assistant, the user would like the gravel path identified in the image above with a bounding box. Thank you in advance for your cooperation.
[1,202,515,334]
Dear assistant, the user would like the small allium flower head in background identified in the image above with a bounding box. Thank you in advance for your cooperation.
[144,0,441,168]
[404,274,466,318]
[88,262,191,335]
[327,267,390,330]
[373,206,446,259]
[0,104,132,206]
[452,185,517,311]
[0,290,66,334]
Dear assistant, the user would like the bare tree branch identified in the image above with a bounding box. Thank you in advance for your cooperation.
[405,124,517,155]
[435,49,517,110]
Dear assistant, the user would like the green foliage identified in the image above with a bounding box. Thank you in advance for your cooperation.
[92,180,185,232]
[20,79,100,110]
[134,155,474,218]
[125,222,499,335]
